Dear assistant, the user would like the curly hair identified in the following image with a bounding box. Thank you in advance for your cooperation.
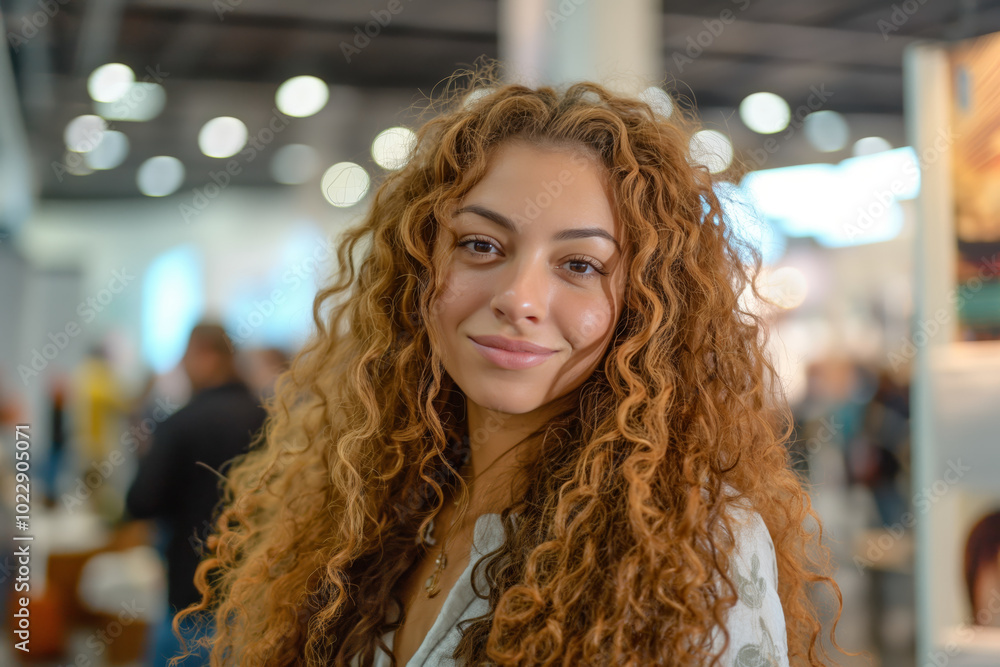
[173,59,851,666]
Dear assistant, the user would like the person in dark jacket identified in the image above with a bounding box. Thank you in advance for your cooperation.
[125,323,267,666]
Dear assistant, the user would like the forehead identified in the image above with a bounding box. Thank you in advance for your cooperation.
[459,142,617,232]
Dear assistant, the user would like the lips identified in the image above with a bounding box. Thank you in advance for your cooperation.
[469,335,554,354]
[468,335,556,370]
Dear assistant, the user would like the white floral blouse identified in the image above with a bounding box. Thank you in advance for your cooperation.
[356,503,789,666]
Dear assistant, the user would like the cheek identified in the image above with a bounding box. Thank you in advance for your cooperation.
[430,266,484,332]
[563,299,616,349]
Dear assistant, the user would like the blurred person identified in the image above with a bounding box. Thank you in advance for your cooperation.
[241,346,290,401]
[129,372,161,455]
[0,369,26,426]
[845,369,910,528]
[70,343,131,521]
[124,323,266,667]
[792,359,876,484]
[964,510,1000,628]
[126,370,183,458]
[42,374,69,506]
[174,69,854,666]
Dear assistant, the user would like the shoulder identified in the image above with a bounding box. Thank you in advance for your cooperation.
[723,494,779,586]
[183,383,261,420]
[712,488,789,666]
[152,403,187,441]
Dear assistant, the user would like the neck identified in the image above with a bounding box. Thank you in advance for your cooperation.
[459,390,577,515]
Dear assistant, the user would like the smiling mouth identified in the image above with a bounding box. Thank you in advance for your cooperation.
[468,337,556,370]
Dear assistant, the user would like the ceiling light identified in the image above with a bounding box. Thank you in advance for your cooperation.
[690,130,733,174]
[88,63,135,104]
[804,111,849,152]
[276,76,329,118]
[321,162,369,207]
[371,127,416,170]
[198,117,248,158]
[739,92,791,134]
[137,156,185,197]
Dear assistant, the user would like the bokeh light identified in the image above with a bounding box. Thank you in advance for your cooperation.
[739,92,791,134]
[690,130,734,174]
[137,156,185,197]
[371,127,417,170]
[804,110,850,152]
[321,162,369,207]
[64,115,107,153]
[88,63,135,104]
[84,130,129,170]
[275,75,329,118]
[198,117,248,158]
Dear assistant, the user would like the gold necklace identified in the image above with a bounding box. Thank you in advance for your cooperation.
[421,514,453,598]
[420,463,474,598]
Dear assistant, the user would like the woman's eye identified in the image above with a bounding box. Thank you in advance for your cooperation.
[564,259,606,279]
[458,238,498,255]
[567,260,595,275]
[458,238,607,280]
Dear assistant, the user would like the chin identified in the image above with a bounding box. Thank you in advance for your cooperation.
[464,385,544,415]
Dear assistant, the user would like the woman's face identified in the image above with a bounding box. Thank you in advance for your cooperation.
[973,556,1000,626]
[429,141,626,416]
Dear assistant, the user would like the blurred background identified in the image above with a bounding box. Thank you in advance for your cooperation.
[1,1,1000,665]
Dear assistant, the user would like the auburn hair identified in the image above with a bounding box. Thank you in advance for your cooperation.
[174,59,850,666]
[964,510,1000,622]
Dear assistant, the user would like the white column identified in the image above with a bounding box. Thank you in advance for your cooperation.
[499,0,660,97]
[904,42,956,660]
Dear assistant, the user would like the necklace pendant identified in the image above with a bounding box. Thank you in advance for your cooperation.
[425,550,447,598]
[424,571,441,597]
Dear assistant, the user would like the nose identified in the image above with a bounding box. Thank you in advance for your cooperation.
[490,255,549,324]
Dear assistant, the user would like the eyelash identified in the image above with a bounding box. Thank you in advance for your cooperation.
[456,235,609,279]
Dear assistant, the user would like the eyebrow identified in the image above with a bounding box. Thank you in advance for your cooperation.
[454,204,620,253]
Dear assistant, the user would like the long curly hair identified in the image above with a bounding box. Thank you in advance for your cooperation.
[174,60,851,666]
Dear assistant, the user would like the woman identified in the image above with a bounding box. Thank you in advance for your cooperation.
[965,510,1000,627]
[175,65,849,666]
